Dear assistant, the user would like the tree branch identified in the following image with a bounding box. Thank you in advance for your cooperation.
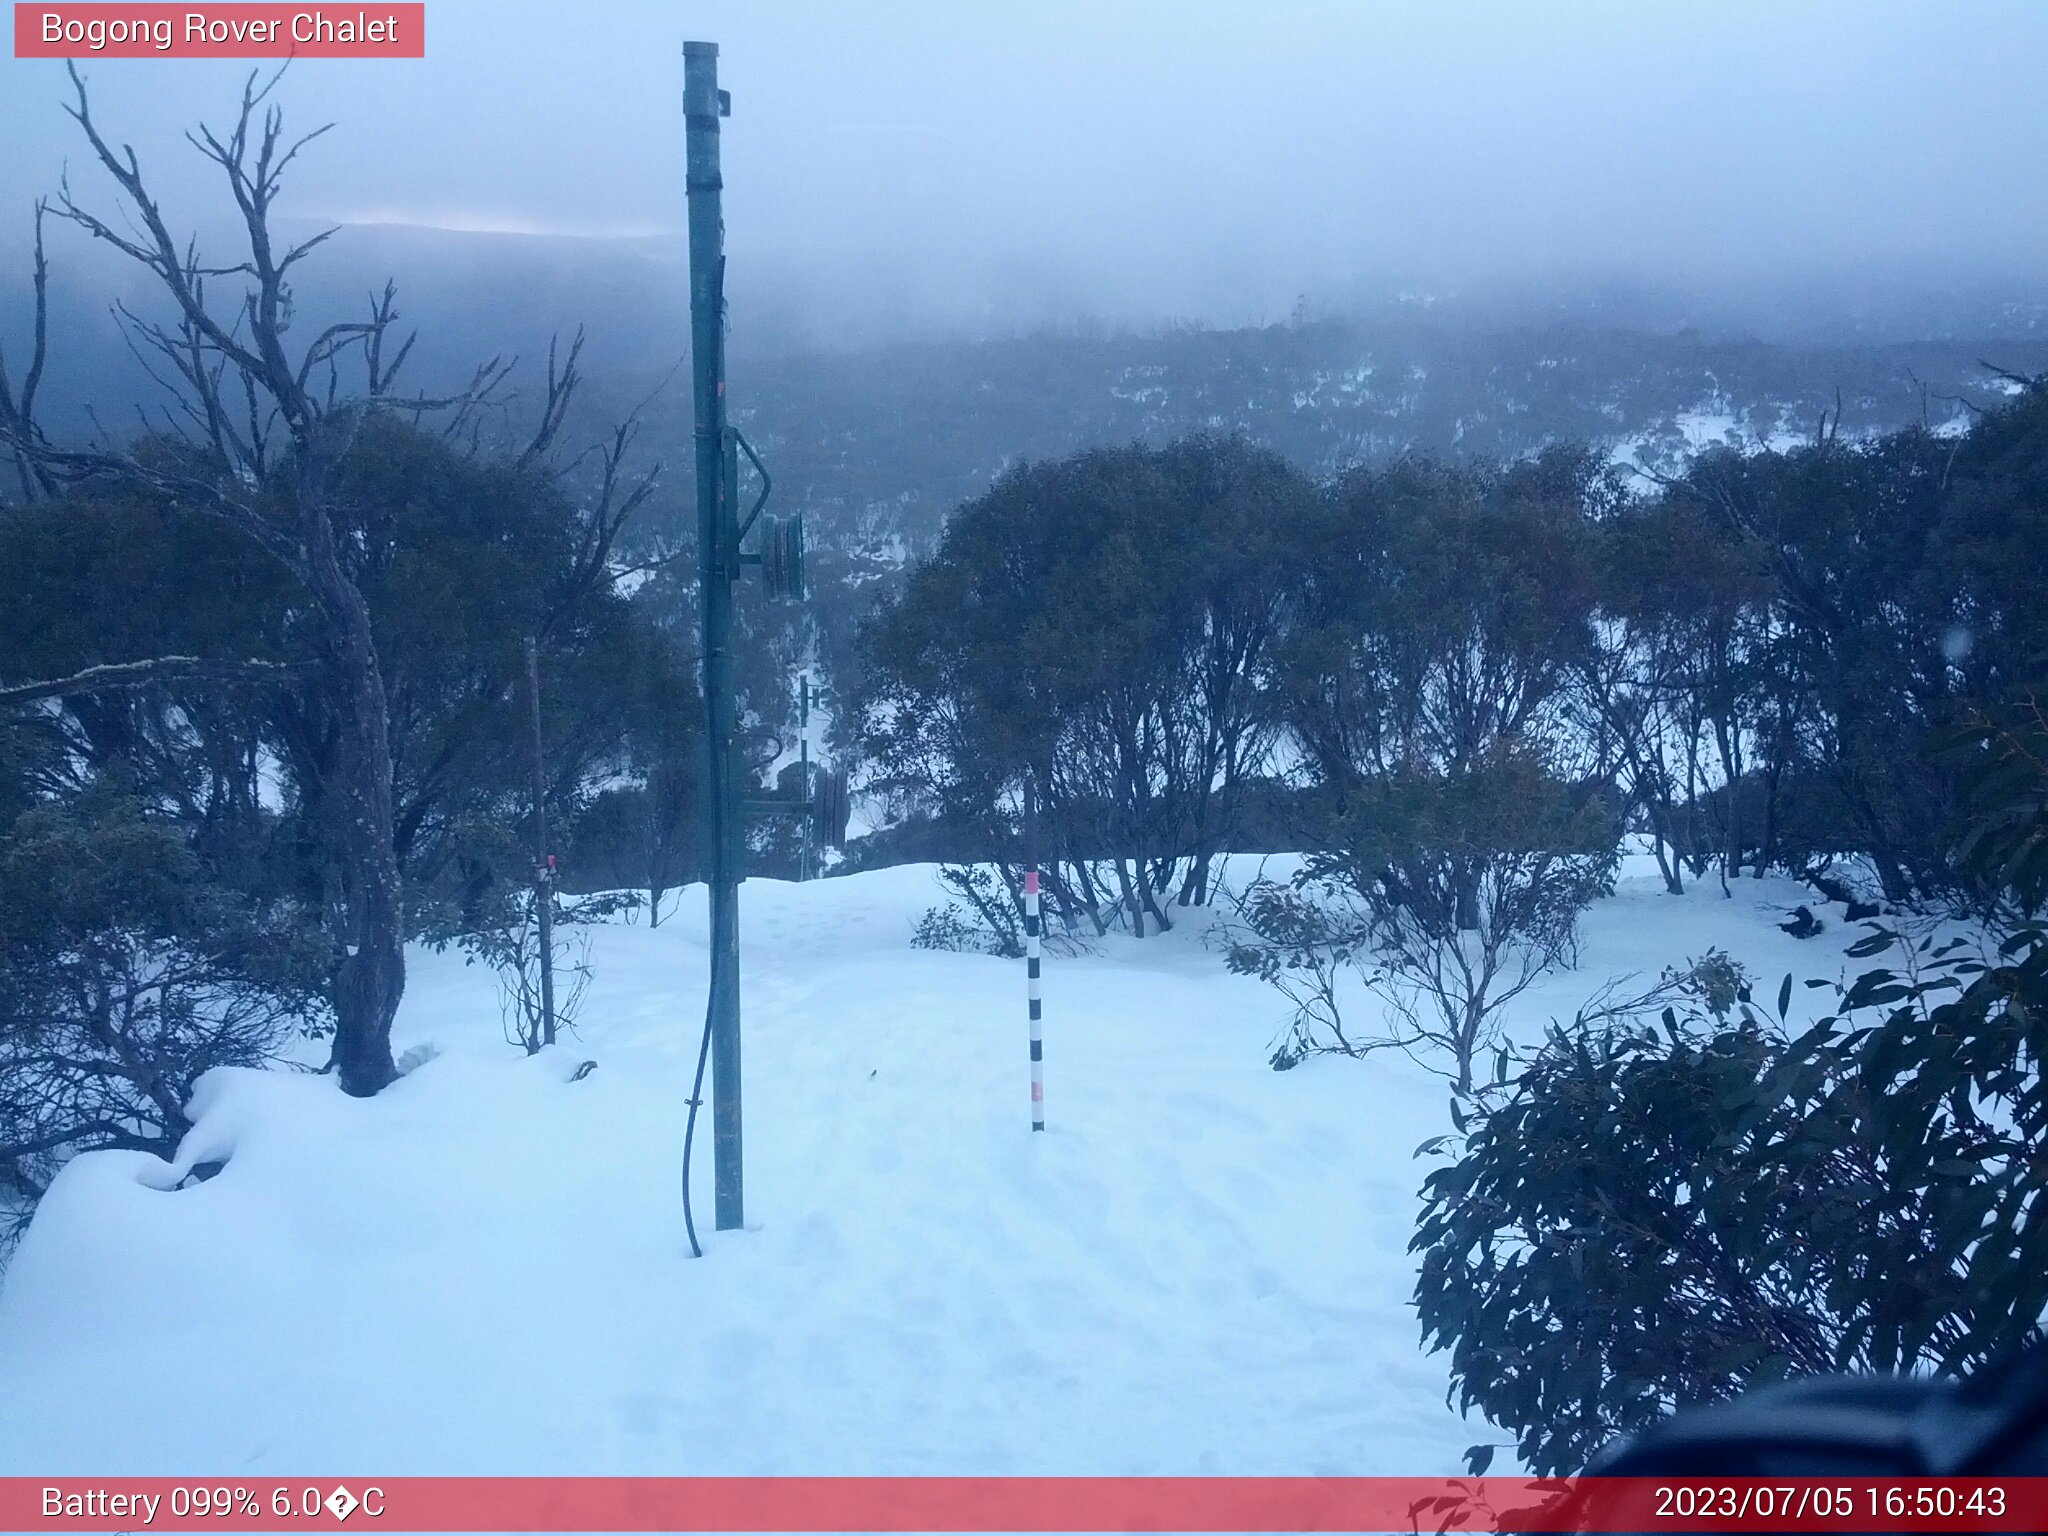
[0,655,305,709]
[0,200,57,502]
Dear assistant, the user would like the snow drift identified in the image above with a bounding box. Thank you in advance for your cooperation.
[0,859,1855,1475]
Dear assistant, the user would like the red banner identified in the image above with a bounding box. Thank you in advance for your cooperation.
[13,4,424,58]
[4,1476,2048,1532]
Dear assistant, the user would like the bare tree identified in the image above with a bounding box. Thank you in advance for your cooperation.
[4,68,447,1094]
[0,201,56,503]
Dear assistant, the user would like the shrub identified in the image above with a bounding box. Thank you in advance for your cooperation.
[932,864,1025,958]
[911,902,985,954]
[1413,918,2048,1475]
[1227,755,1618,1091]
[425,889,632,1053]
[0,797,328,1249]
[1413,682,2048,1475]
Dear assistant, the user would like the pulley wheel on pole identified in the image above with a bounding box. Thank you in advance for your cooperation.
[758,514,807,603]
[814,763,852,850]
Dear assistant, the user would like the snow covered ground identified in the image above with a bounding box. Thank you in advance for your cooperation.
[0,857,1864,1477]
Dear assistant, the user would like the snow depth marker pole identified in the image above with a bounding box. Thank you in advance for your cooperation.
[526,636,556,1049]
[1025,773,1044,1132]
[798,673,812,883]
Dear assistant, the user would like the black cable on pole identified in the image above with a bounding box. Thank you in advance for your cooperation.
[681,980,716,1259]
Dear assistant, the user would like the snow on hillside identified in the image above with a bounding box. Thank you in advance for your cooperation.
[1608,403,1814,477]
[0,859,1864,1477]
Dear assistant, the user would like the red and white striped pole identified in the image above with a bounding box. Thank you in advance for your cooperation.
[1025,772,1044,1132]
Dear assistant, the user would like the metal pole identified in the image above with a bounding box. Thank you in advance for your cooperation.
[1025,772,1044,1132]
[526,636,556,1049]
[685,39,744,1231]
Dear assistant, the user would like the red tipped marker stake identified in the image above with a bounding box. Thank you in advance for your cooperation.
[1023,773,1045,1131]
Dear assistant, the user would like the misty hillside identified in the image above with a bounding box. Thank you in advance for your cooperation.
[706,319,2048,556]
[12,221,2048,565]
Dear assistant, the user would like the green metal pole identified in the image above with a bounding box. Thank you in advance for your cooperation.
[685,39,744,1232]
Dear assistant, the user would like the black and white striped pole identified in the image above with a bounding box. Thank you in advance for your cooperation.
[797,673,813,883]
[1025,772,1044,1132]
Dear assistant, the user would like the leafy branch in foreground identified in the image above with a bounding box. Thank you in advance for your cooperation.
[1413,691,2048,1475]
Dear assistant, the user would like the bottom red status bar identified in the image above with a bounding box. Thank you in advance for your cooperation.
[6,1476,2047,1532]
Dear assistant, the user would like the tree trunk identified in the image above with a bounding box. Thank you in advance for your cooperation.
[1754,759,1783,879]
[1649,825,1684,896]
[1140,873,1174,934]
[1066,858,1111,937]
[1752,706,1794,878]
[306,508,403,1097]
[1453,860,1481,932]
[1113,857,1145,938]
[1712,713,1743,895]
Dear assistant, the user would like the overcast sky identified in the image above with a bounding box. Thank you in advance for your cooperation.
[3,0,2046,335]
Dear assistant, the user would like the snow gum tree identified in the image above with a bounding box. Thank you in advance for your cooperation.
[1237,450,1618,1090]
[0,70,422,1094]
[0,71,655,1097]
[854,435,1311,939]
